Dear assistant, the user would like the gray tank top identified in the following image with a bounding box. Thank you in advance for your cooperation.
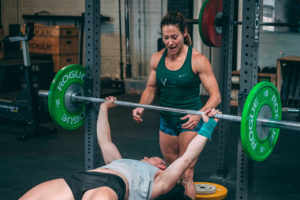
[102,159,159,200]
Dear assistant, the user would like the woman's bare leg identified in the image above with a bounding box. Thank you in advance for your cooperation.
[83,187,118,200]
[179,131,206,200]
[159,131,179,164]
[19,178,74,200]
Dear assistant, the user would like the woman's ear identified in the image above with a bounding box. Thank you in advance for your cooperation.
[158,164,167,170]
[183,28,188,37]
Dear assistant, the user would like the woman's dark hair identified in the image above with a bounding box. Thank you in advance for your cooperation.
[160,12,192,46]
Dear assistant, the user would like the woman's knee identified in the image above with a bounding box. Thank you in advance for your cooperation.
[183,166,195,181]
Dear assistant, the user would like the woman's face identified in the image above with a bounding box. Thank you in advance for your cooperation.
[162,25,186,55]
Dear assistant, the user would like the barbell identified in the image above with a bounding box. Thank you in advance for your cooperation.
[192,0,300,47]
[39,64,300,162]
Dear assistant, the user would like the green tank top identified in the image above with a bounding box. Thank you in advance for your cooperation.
[156,46,202,126]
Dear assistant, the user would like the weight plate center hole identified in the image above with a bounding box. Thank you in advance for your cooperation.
[257,105,272,141]
[64,83,84,113]
[215,12,223,34]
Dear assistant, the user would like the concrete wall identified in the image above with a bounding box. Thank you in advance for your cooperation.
[236,0,300,71]
[2,1,19,33]
[1,0,164,80]
[129,0,164,78]
[258,32,300,69]
[2,0,84,31]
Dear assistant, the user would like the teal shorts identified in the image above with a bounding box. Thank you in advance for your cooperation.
[159,115,204,136]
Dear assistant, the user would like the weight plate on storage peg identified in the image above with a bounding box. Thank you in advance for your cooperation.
[48,64,85,130]
[241,82,282,161]
[194,182,228,199]
[198,0,209,46]
[195,183,216,195]
[198,0,223,47]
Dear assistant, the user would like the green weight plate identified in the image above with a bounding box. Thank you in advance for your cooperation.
[241,82,282,161]
[48,64,85,130]
[198,0,209,46]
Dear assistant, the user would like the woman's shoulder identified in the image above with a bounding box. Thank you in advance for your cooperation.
[191,48,209,62]
[191,48,210,72]
[150,48,166,69]
[191,47,203,57]
[152,48,165,59]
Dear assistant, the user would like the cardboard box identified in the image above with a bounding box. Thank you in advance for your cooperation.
[52,54,79,72]
[22,24,79,54]
[28,36,78,54]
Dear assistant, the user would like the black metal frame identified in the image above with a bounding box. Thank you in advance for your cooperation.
[124,0,132,78]
[0,24,38,138]
[84,0,101,170]
[216,0,262,199]
[236,0,261,199]
[216,0,235,178]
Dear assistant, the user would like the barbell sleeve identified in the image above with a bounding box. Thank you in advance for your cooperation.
[282,107,299,113]
[260,118,300,131]
[39,90,49,98]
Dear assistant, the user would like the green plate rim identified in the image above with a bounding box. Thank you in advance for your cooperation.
[198,0,210,46]
[48,64,85,130]
[241,81,282,161]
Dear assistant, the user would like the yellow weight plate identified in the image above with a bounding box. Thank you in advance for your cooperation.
[194,182,228,200]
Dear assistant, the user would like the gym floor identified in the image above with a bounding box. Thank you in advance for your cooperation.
[1,94,300,200]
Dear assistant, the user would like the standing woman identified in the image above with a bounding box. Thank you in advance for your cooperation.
[132,12,221,199]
